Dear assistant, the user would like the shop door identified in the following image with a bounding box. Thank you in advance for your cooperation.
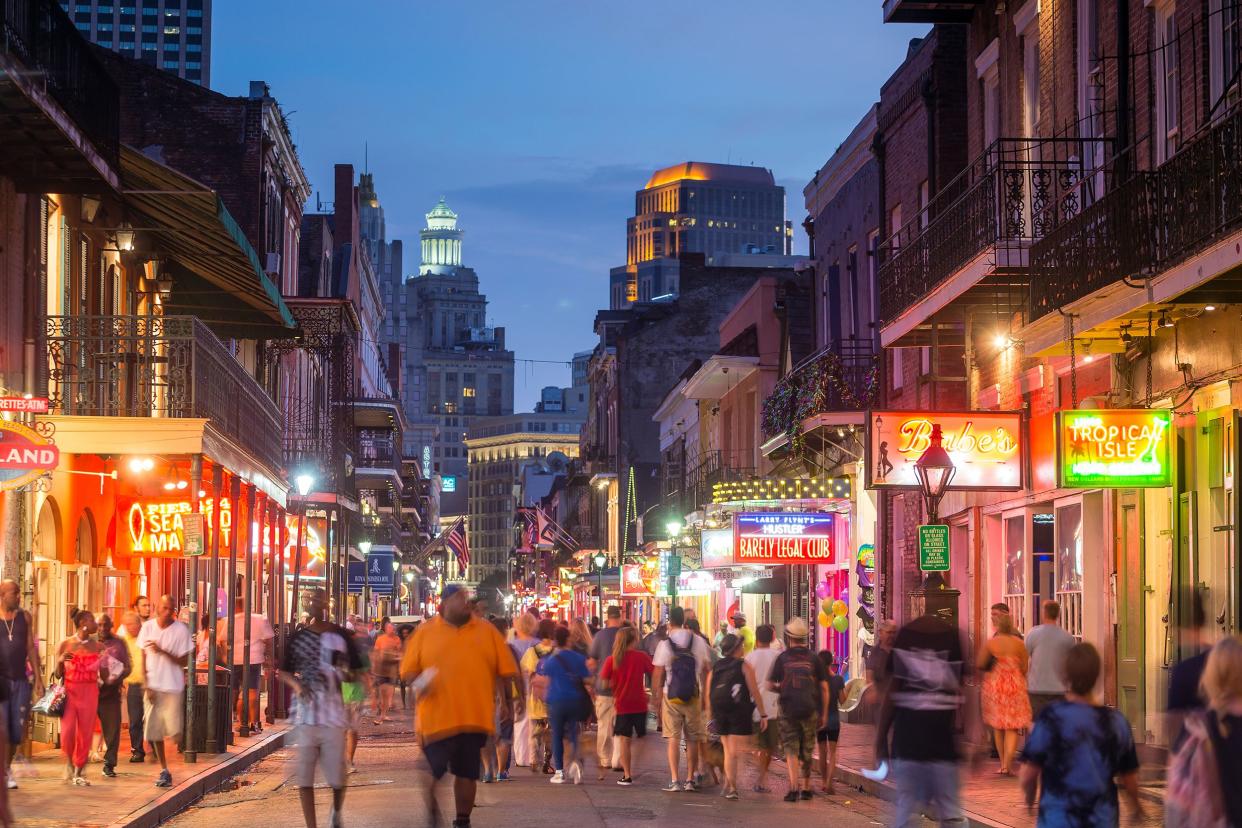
[1115,491,1145,742]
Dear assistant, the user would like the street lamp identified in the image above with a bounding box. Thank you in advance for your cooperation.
[357,539,373,623]
[290,473,316,625]
[912,424,956,524]
[593,551,608,622]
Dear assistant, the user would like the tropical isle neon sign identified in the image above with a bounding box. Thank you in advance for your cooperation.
[867,410,1024,491]
[1057,409,1172,488]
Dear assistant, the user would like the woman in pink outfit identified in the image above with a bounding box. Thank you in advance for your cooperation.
[56,610,103,786]
[977,611,1032,775]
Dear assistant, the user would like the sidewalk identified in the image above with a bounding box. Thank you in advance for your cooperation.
[11,724,288,828]
[829,723,1165,828]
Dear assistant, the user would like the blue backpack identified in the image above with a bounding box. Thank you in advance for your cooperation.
[667,639,699,703]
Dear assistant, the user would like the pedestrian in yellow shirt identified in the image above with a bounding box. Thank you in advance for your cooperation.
[120,611,147,763]
[401,585,521,828]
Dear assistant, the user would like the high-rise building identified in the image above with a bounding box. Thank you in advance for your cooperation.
[465,411,584,586]
[379,199,515,517]
[609,161,796,308]
[61,0,212,86]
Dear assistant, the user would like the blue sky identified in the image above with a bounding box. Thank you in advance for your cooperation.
[212,1,926,409]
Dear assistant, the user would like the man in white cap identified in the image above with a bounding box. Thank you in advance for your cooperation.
[767,617,829,802]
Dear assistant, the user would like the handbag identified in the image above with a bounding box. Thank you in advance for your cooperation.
[32,682,67,718]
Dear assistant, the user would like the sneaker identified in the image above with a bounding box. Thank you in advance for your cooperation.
[682,779,699,792]
[569,761,583,785]
[482,773,493,784]
[328,807,343,828]
[617,776,634,786]
[549,770,565,784]
[752,784,772,793]
[72,774,90,787]
[496,771,510,782]
[725,789,739,801]
[5,777,16,790]
[799,790,813,800]
[783,790,799,802]
[662,780,682,792]
[348,763,358,774]
[129,753,145,764]
[155,770,173,788]
[102,765,117,778]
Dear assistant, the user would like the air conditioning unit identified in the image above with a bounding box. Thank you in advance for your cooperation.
[265,252,281,276]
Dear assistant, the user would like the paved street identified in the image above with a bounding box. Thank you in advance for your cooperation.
[165,716,892,828]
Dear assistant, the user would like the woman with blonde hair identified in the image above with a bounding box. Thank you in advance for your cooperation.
[1168,635,1242,826]
[977,609,1031,775]
[509,612,540,770]
[568,619,593,656]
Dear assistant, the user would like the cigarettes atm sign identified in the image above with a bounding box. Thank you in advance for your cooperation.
[1057,409,1172,488]
[733,512,834,565]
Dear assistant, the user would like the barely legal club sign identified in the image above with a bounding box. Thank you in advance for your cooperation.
[867,410,1023,491]
[733,512,834,565]
[1057,409,1172,488]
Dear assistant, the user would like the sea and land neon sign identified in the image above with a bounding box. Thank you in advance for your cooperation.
[1056,409,1172,488]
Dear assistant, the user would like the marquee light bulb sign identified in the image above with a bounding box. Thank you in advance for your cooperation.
[733,512,834,565]
[1057,409,1172,488]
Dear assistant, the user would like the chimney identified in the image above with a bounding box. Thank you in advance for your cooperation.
[494,326,506,350]
[248,81,270,100]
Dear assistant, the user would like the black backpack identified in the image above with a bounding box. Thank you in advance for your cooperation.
[709,657,751,714]
[778,650,818,719]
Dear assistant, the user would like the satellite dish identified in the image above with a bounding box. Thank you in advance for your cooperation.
[546,451,569,473]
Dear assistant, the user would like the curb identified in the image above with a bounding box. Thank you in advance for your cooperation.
[105,726,289,828]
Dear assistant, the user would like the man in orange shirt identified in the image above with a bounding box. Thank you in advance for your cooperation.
[402,585,522,828]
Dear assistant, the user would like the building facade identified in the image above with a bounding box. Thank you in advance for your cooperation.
[62,0,212,85]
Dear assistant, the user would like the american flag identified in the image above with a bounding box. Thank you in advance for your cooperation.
[445,518,470,573]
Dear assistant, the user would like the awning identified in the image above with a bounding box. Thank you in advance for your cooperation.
[119,145,296,333]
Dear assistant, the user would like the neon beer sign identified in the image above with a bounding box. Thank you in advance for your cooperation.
[867,410,1024,490]
[1057,409,1172,488]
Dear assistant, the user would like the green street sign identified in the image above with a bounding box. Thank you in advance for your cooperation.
[918,524,950,572]
[183,513,205,557]
[667,554,682,577]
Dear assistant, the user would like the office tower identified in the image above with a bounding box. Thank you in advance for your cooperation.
[62,0,212,86]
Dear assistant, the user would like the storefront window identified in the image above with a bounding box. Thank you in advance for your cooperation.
[1004,514,1026,627]
[1055,502,1084,638]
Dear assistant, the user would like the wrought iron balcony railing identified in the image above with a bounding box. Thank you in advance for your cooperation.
[356,434,400,470]
[1030,104,1242,320]
[878,137,1111,322]
[1,0,120,166]
[46,315,282,471]
[663,450,754,514]
[761,340,879,440]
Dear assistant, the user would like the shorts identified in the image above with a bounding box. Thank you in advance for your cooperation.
[661,698,707,742]
[143,690,183,741]
[753,719,779,753]
[295,724,346,789]
[423,732,488,781]
[3,679,31,745]
[344,701,364,730]
[613,712,648,739]
[495,717,514,744]
[817,724,840,743]
[778,716,817,766]
[714,706,755,737]
[232,665,262,691]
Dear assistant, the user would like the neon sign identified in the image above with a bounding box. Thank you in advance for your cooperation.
[733,512,834,565]
[1057,409,1172,488]
[0,421,59,491]
[866,410,1024,491]
[124,498,232,558]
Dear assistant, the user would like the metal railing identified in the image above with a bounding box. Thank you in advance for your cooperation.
[760,340,879,440]
[878,137,1111,321]
[663,450,754,513]
[46,315,282,470]
[356,433,400,470]
[1,0,119,166]
[1030,103,1242,320]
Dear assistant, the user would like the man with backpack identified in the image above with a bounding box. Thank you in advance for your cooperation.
[767,617,829,802]
[650,606,713,792]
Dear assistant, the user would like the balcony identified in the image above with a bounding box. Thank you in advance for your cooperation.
[761,341,879,442]
[355,432,403,494]
[1029,104,1242,329]
[0,0,120,189]
[882,0,983,23]
[879,138,1109,346]
[662,450,754,516]
[45,314,282,471]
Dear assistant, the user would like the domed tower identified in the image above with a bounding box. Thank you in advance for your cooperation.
[419,197,464,275]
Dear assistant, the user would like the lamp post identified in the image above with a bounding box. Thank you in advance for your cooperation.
[358,539,373,623]
[593,551,607,622]
[912,423,959,620]
[290,473,315,625]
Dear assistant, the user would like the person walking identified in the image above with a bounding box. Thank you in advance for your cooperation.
[651,606,713,792]
[341,624,371,775]
[95,614,131,779]
[588,605,624,776]
[705,633,768,800]
[730,612,755,655]
[867,619,896,763]
[1019,642,1142,826]
[744,623,781,793]
[568,619,593,657]
[520,619,557,774]
[120,611,146,764]
[712,621,729,658]
[509,612,539,769]
[401,585,521,828]
[137,595,194,788]
[1166,589,1210,747]
[279,588,361,828]
[1024,600,1075,721]
[537,625,592,784]
[599,624,653,786]
[768,617,829,802]
[978,609,1031,775]
[814,650,847,794]
[0,580,41,790]
[218,595,274,734]
[371,621,401,724]
[55,610,103,785]
[877,602,966,827]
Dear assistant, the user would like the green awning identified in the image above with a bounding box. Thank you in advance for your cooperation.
[119,145,296,331]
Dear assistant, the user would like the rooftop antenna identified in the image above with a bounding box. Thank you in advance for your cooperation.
[364,141,368,173]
